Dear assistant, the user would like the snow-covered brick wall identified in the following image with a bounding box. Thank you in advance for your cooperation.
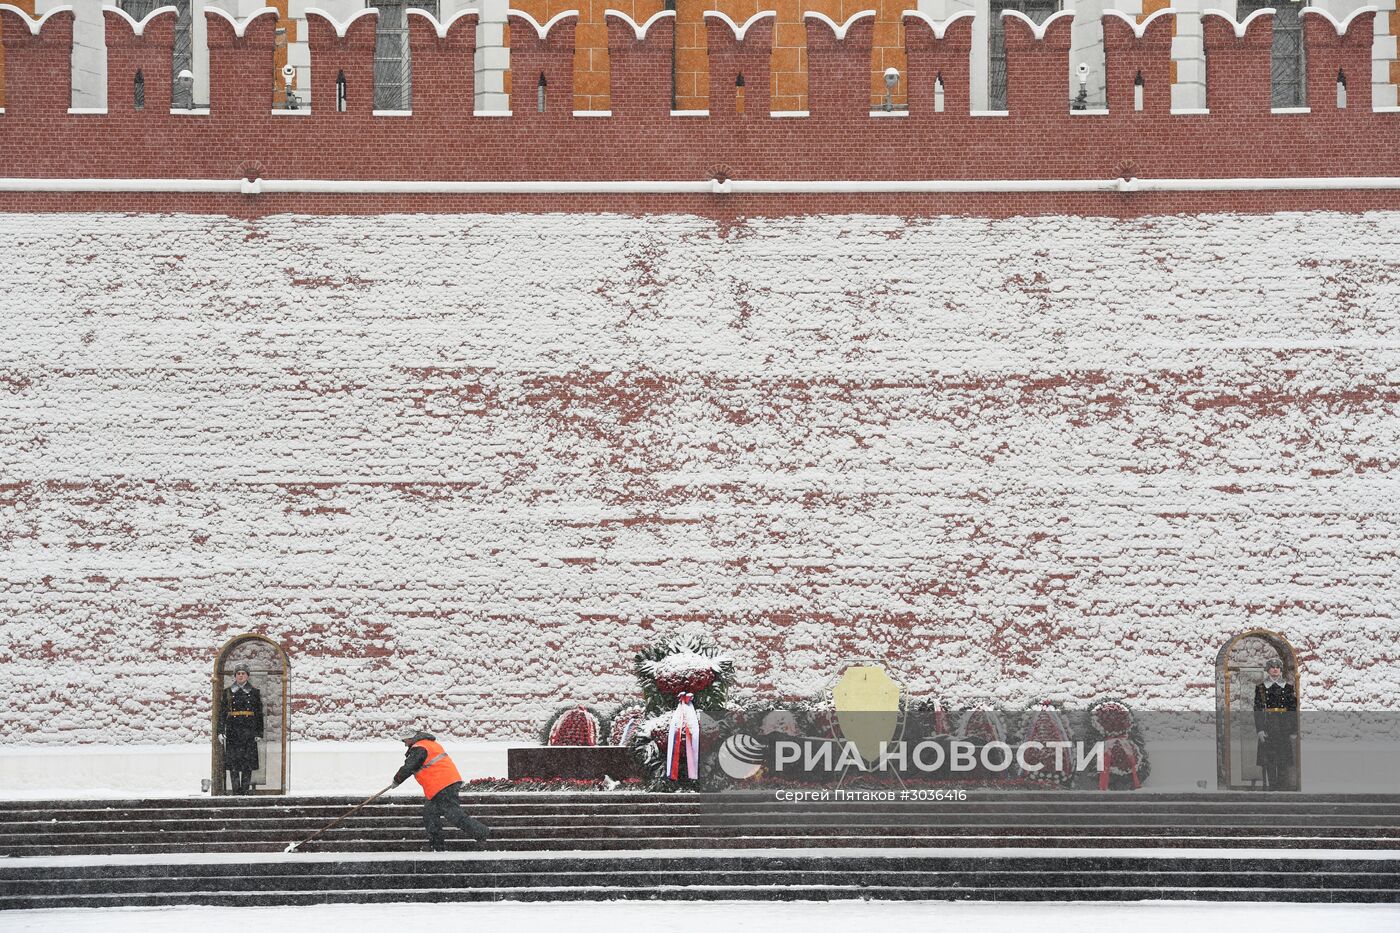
[2,210,1399,745]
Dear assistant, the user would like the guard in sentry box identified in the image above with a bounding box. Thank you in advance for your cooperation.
[393,729,491,851]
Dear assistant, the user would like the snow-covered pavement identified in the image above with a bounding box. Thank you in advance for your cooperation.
[3,900,1398,932]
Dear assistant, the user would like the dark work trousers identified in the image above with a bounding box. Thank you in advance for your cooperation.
[423,781,490,849]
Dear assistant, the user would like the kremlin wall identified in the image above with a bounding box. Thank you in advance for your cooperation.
[0,5,1397,768]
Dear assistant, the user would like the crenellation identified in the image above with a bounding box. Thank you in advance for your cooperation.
[406,7,478,116]
[0,3,1396,194]
[704,10,776,116]
[803,10,876,117]
[1200,8,1276,113]
[1000,9,1076,116]
[507,9,576,116]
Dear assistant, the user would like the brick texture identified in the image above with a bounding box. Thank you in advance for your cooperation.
[0,9,1396,211]
[2,210,1399,742]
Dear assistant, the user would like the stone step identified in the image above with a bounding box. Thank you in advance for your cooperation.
[2,792,1396,812]
[5,803,1398,827]
[7,864,1399,894]
[4,815,1396,842]
[4,879,1399,909]
[5,829,1394,851]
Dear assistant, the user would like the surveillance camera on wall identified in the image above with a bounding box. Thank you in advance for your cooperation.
[884,67,900,89]
[178,69,194,84]
[1077,62,1090,78]
[281,64,296,82]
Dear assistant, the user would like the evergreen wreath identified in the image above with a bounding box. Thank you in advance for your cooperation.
[628,633,737,788]
[634,633,736,714]
[1087,697,1151,789]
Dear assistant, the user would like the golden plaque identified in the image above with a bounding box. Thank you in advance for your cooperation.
[832,665,902,764]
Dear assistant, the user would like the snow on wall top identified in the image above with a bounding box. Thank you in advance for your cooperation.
[1,209,1399,745]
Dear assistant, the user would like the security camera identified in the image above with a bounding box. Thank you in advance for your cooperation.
[178,69,194,84]
[281,64,296,82]
[883,67,900,89]
[1077,62,1090,78]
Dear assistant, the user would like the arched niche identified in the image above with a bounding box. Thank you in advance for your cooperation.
[211,634,290,795]
[1215,628,1301,790]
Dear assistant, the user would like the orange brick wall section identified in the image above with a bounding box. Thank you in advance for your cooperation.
[1392,11,1400,88]
[1138,0,1177,85]
[271,0,298,108]
[0,0,37,107]
[513,0,906,112]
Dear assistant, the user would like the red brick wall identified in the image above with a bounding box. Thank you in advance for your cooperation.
[0,8,1393,217]
[3,208,1398,742]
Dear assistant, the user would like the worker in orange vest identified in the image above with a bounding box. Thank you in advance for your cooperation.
[393,729,491,851]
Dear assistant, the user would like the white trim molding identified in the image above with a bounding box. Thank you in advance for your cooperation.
[102,4,178,36]
[3,176,1398,196]
[603,9,675,40]
[702,10,777,41]
[508,9,579,40]
[302,6,377,39]
[803,10,877,40]
[205,6,280,38]
[405,7,479,40]
[1200,8,1275,38]
[0,3,74,34]
[900,10,977,41]
[1102,8,1178,39]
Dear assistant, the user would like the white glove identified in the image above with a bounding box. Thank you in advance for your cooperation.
[218,734,226,745]
[1257,731,1267,740]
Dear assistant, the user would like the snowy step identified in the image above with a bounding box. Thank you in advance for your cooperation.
[2,853,1398,908]
[2,793,1396,860]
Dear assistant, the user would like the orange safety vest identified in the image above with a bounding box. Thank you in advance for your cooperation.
[411,739,462,799]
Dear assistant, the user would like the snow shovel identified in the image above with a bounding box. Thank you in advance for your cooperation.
[284,783,395,853]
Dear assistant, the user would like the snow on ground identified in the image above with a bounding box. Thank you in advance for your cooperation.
[4,901,1399,933]
[3,210,1400,745]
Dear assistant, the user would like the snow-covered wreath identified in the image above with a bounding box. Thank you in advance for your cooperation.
[543,704,605,746]
[1017,701,1075,787]
[629,634,736,785]
[1087,698,1149,790]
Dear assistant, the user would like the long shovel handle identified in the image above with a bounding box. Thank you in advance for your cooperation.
[286,783,396,851]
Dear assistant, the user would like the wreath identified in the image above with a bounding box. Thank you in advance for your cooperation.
[634,634,735,714]
[606,703,647,746]
[1087,697,1150,790]
[630,634,737,787]
[542,704,605,747]
[1016,701,1075,787]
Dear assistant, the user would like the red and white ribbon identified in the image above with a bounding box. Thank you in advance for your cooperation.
[665,692,700,781]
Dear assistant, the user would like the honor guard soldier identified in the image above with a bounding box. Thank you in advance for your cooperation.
[218,662,265,795]
[1253,658,1298,791]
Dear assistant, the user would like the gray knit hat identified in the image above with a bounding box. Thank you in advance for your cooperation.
[398,728,435,742]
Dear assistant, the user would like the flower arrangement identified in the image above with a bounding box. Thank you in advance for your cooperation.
[1017,701,1075,787]
[606,702,647,746]
[629,633,737,786]
[634,634,735,714]
[543,704,604,747]
[1087,698,1150,790]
